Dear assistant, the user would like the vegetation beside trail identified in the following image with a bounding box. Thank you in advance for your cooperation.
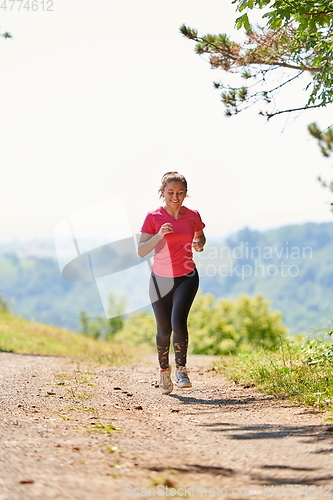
[79,292,287,356]
[215,333,333,413]
[77,288,333,415]
[0,299,147,365]
[2,292,333,414]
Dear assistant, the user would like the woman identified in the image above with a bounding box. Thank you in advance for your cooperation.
[138,172,206,395]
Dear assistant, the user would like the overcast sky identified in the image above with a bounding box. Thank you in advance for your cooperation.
[1,0,333,245]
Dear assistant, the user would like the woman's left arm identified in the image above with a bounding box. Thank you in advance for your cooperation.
[192,230,206,252]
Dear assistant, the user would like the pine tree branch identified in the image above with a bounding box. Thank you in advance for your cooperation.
[264,104,321,119]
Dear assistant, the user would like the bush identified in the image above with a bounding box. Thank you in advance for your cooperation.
[111,291,287,355]
[113,310,156,347]
[188,292,287,355]
[78,294,125,340]
[301,330,333,365]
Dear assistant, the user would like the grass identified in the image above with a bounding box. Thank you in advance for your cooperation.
[0,309,149,365]
[88,422,122,433]
[214,338,333,413]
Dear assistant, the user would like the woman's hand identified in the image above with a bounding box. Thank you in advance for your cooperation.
[192,238,204,252]
[158,223,173,237]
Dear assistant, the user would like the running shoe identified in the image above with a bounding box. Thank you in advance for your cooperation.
[175,366,192,388]
[159,366,173,395]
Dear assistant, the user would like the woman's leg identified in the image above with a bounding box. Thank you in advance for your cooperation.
[149,274,174,370]
[171,269,199,368]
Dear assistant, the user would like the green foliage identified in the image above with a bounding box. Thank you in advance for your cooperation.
[0,29,11,39]
[233,0,333,175]
[308,122,333,159]
[111,292,286,355]
[301,330,333,365]
[216,333,333,411]
[181,1,333,196]
[78,294,125,340]
[88,422,121,434]
[113,310,156,347]
[308,122,333,197]
[188,292,286,355]
[0,308,144,365]
[234,0,333,108]
[181,0,333,118]
[302,339,333,365]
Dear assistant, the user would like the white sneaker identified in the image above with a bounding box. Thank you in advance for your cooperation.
[175,366,192,388]
[159,366,173,395]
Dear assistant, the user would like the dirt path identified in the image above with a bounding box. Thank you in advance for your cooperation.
[1,352,333,500]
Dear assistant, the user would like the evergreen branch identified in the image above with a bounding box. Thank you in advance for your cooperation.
[264,104,321,119]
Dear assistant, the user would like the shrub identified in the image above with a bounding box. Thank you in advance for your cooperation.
[188,292,287,355]
[110,291,287,355]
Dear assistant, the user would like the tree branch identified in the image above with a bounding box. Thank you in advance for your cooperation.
[194,35,320,73]
[264,104,321,119]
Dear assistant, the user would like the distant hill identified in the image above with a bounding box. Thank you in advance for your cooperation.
[0,252,105,331]
[199,222,333,334]
[1,221,333,335]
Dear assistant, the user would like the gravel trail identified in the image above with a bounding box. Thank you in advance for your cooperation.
[1,352,333,500]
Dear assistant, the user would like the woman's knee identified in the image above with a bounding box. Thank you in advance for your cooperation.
[156,329,172,343]
[171,320,187,337]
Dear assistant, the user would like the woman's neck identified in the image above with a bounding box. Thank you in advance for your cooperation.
[163,204,183,219]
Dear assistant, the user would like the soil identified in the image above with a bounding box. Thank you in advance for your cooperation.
[1,351,333,500]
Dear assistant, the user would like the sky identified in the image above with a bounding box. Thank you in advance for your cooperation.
[1,0,333,247]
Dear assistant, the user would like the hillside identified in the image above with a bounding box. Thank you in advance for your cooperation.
[1,221,333,334]
[0,308,144,364]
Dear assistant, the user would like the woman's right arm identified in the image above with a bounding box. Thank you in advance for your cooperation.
[138,223,173,258]
[138,233,163,258]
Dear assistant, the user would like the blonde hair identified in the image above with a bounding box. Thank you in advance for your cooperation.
[158,171,188,198]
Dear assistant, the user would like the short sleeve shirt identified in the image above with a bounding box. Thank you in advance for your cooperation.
[140,206,205,277]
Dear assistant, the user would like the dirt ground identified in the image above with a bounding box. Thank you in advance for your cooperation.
[1,352,333,500]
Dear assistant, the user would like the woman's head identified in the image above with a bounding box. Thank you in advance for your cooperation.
[159,172,188,199]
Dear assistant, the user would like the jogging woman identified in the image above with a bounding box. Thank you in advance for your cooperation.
[138,172,206,395]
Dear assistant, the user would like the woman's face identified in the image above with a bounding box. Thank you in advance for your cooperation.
[162,181,187,208]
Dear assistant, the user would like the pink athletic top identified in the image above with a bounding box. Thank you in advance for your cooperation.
[140,206,205,277]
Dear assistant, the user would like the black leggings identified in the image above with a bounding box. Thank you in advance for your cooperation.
[149,268,199,370]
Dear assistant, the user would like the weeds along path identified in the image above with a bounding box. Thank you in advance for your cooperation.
[1,352,333,500]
